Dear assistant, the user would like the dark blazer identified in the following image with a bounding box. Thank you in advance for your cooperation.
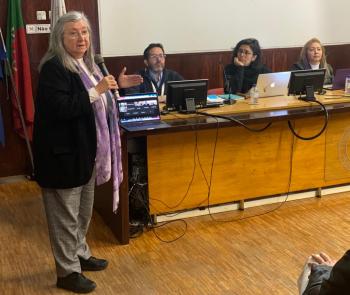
[124,68,183,95]
[33,56,96,189]
[224,63,271,94]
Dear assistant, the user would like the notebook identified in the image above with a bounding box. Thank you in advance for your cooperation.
[117,93,170,131]
[256,71,291,97]
[324,68,350,90]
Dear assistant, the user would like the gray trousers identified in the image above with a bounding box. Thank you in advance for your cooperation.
[42,169,95,277]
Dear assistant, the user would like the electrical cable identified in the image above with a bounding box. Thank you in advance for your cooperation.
[195,111,272,132]
[287,99,328,141]
[204,123,296,223]
[128,182,188,243]
[149,125,198,211]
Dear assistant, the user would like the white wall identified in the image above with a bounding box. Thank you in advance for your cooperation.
[98,0,350,57]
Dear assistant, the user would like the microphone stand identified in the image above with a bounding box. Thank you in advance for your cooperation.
[222,64,235,105]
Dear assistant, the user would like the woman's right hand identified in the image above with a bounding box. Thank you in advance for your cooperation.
[95,75,118,95]
[234,57,245,67]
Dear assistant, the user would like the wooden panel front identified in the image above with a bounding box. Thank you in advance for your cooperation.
[148,113,350,214]
[324,113,350,182]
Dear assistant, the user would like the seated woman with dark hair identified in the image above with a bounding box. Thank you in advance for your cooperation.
[224,38,271,94]
[291,38,334,85]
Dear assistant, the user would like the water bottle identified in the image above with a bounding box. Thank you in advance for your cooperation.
[249,84,259,104]
[345,77,350,96]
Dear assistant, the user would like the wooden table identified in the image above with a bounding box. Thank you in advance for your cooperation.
[94,91,350,244]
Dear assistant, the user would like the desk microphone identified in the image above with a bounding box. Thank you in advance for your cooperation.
[94,54,120,98]
[220,61,235,105]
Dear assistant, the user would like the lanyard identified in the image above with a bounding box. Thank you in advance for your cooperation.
[151,82,165,96]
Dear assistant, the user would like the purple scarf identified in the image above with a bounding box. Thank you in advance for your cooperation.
[78,61,123,213]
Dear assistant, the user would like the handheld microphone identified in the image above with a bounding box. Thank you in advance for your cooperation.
[220,61,235,105]
[94,54,119,98]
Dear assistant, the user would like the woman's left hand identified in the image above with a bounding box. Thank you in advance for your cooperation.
[117,67,143,88]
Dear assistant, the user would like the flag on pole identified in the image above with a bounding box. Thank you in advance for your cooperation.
[6,0,34,141]
[0,105,4,147]
[51,0,67,29]
[0,28,6,146]
[0,28,6,79]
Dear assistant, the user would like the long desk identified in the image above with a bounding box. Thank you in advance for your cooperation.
[94,92,350,244]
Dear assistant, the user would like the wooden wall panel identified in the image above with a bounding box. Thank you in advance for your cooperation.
[105,44,350,91]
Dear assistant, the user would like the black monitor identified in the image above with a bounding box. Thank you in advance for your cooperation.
[288,69,326,101]
[166,79,208,111]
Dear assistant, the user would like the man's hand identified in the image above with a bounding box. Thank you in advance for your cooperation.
[117,67,143,88]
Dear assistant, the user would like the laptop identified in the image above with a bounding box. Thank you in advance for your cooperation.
[324,68,350,90]
[117,92,170,131]
[256,71,291,97]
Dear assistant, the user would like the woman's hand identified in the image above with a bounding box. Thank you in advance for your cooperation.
[234,57,245,67]
[95,75,118,95]
[117,67,143,88]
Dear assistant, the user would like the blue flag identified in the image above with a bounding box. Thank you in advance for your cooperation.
[0,28,6,79]
[0,106,4,146]
[0,28,5,145]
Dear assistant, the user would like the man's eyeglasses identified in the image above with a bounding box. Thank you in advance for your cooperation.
[237,49,253,56]
[149,54,166,60]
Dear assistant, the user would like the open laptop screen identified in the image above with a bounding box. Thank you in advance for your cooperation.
[117,93,160,124]
[257,71,291,97]
[332,68,350,90]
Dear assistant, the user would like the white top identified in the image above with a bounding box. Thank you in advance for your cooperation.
[310,63,320,70]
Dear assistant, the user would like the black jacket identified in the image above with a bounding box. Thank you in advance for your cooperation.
[33,56,96,189]
[224,63,271,94]
[303,250,350,295]
[125,68,183,95]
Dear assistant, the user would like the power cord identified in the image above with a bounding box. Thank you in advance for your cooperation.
[195,111,272,132]
[287,99,328,140]
[128,182,188,243]
[149,124,198,211]
[194,112,294,223]
[206,124,295,223]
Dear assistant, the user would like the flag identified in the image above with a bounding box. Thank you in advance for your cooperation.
[0,28,6,79]
[6,0,34,141]
[0,105,4,146]
[0,28,6,146]
[51,0,66,29]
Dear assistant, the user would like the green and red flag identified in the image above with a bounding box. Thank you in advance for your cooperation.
[6,0,34,141]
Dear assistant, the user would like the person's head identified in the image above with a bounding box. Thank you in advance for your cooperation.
[232,38,262,67]
[300,38,326,67]
[143,43,166,74]
[39,11,95,73]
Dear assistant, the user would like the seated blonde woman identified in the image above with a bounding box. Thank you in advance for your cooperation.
[291,38,334,85]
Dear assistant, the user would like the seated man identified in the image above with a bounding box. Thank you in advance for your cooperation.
[125,43,183,100]
[298,250,350,295]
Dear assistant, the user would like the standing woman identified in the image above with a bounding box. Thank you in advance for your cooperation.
[33,11,141,293]
[224,38,271,94]
[291,38,334,85]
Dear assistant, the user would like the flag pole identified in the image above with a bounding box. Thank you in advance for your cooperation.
[0,28,34,176]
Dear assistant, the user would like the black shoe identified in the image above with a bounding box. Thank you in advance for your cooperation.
[79,256,108,271]
[57,272,96,293]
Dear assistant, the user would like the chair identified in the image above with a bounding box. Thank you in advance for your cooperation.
[207,87,224,95]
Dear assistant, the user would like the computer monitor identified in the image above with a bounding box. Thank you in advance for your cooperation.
[166,79,208,111]
[288,69,326,101]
